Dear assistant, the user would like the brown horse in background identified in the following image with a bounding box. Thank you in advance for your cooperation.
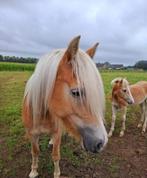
[108,78,147,137]
[22,36,108,178]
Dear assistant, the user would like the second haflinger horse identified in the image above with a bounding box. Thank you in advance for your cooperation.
[108,77,147,137]
[22,36,108,178]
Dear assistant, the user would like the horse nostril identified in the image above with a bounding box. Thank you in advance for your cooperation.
[96,140,103,152]
[128,100,133,105]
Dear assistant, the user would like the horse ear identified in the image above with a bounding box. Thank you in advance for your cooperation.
[86,42,99,59]
[120,79,123,85]
[66,35,81,61]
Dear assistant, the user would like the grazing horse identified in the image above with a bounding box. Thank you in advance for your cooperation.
[22,36,108,178]
[108,78,147,137]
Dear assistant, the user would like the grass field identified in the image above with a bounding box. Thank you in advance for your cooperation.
[0,62,147,178]
[0,62,35,71]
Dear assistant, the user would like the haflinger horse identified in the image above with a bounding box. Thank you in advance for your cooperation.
[108,77,147,137]
[22,36,108,178]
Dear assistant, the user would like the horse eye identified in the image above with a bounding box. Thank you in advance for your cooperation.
[71,89,80,97]
[123,89,127,93]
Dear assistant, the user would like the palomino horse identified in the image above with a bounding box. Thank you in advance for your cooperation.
[108,78,147,137]
[22,36,108,178]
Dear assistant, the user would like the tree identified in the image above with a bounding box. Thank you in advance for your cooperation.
[0,55,3,61]
[0,54,38,63]
[134,60,147,70]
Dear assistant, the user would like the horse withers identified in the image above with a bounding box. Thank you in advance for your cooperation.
[22,36,108,178]
[108,78,147,137]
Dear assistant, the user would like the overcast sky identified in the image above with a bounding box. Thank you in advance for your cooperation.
[0,0,147,65]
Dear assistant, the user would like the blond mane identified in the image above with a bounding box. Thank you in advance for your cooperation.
[24,49,105,124]
[111,77,129,87]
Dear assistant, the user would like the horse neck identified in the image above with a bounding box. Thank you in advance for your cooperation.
[129,82,147,104]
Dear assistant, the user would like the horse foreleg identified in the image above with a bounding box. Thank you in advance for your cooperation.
[54,160,60,178]
[51,129,62,178]
[142,100,147,133]
[29,134,40,178]
[138,103,145,128]
[108,106,117,137]
[120,107,127,137]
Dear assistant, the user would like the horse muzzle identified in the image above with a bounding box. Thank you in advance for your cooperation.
[79,126,107,153]
[83,137,104,153]
[126,98,134,105]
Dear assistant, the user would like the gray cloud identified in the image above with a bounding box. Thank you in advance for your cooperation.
[0,0,147,65]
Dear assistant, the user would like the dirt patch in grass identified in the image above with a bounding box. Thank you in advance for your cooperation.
[0,126,147,178]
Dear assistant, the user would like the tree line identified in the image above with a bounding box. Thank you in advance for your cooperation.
[0,54,38,63]
[0,54,147,70]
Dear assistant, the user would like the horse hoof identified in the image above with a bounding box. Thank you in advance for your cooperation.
[29,171,39,178]
[137,123,142,128]
[54,174,60,178]
[108,132,112,137]
[142,130,146,135]
[119,131,124,137]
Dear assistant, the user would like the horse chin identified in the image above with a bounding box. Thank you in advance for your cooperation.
[80,139,89,152]
[80,138,89,152]
[79,138,88,152]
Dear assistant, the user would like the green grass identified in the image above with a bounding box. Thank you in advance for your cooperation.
[0,62,35,71]
[0,69,147,177]
[0,72,32,149]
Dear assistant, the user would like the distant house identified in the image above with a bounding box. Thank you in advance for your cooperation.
[103,62,111,69]
[96,61,124,69]
[96,62,111,69]
[110,64,124,69]
[96,63,105,68]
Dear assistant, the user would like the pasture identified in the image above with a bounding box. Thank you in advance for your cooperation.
[0,63,147,178]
